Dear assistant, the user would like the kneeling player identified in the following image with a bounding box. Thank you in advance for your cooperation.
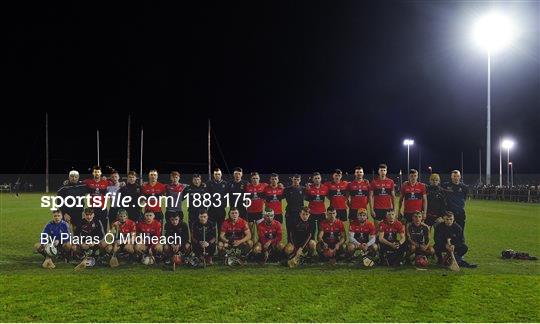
[73,208,108,260]
[218,208,253,260]
[108,209,136,256]
[191,209,217,265]
[284,207,317,263]
[347,208,378,258]
[253,208,284,263]
[135,211,163,260]
[316,207,346,264]
[434,212,477,268]
[163,212,191,259]
[378,210,407,266]
[406,211,434,262]
[35,209,74,268]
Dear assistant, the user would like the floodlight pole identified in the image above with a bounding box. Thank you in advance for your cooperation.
[506,147,510,188]
[406,144,410,172]
[499,137,503,187]
[486,52,491,185]
[45,113,49,193]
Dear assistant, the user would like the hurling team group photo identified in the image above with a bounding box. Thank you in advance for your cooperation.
[39,165,476,271]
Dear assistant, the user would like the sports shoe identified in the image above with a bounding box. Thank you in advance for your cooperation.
[458,260,478,268]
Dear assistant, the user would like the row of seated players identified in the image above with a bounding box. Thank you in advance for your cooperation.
[36,205,475,268]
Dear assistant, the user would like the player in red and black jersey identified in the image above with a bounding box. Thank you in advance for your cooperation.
[324,169,349,221]
[347,208,378,257]
[317,207,346,263]
[398,169,427,224]
[347,166,370,221]
[304,172,328,237]
[165,171,186,222]
[406,212,434,259]
[109,209,137,255]
[253,208,284,263]
[284,207,317,258]
[245,172,268,229]
[378,210,407,266]
[263,173,285,223]
[134,211,163,256]
[141,169,167,223]
[369,163,396,225]
[218,208,253,256]
[83,165,112,230]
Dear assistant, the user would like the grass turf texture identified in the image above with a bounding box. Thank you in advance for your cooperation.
[1,193,539,322]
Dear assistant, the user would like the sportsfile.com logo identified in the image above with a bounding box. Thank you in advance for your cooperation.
[40,193,252,210]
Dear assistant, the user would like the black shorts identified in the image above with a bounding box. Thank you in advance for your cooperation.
[336,209,347,221]
[247,212,262,223]
[373,209,392,221]
[348,209,358,221]
[274,214,283,223]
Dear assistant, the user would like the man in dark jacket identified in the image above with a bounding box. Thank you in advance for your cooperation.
[434,211,477,268]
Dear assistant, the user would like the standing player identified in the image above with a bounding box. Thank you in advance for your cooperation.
[228,167,248,219]
[141,169,167,223]
[83,166,111,230]
[406,211,434,261]
[57,170,87,231]
[347,166,370,221]
[369,164,396,226]
[284,207,317,260]
[426,173,446,227]
[324,169,349,222]
[183,174,208,228]
[263,173,285,223]
[347,208,378,258]
[443,170,468,232]
[253,208,284,263]
[317,207,346,264]
[206,168,228,234]
[109,209,137,256]
[165,171,186,222]
[304,172,328,238]
[134,211,163,258]
[284,174,305,243]
[398,169,427,224]
[106,170,122,227]
[191,209,216,264]
[245,172,268,232]
[163,212,191,259]
[218,208,253,256]
[119,171,142,222]
[378,210,407,266]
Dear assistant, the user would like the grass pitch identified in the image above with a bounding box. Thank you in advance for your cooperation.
[1,193,539,322]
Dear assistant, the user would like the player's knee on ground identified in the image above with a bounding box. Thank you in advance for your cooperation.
[183,243,191,254]
[276,242,285,252]
[124,244,134,254]
[347,243,356,254]
[253,242,262,254]
[153,244,163,254]
[308,240,317,252]
[370,243,379,253]
[105,244,113,254]
[284,243,294,255]
[425,246,435,255]
[135,244,147,254]
[63,243,73,253]
[409,245,417,253]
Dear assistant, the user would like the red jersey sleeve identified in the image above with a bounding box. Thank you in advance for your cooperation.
[368,222,376,235]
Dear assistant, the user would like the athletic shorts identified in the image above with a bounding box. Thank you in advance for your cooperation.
[348,209,359,221]
[373,209,393,222]
[336,209,347,221]
[247,212,263,223]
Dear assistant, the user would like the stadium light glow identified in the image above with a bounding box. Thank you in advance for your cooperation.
[473,13,514,52]
[403,139,414,146]
[403,139,414,172]
[501,139,515,150]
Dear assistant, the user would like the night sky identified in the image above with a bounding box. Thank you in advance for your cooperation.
[5,1,540,177]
